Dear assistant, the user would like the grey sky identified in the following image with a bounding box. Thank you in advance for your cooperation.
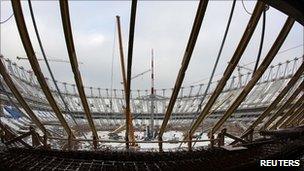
[1,1,303,91]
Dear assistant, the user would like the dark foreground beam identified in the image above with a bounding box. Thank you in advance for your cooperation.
[124,0,138,148]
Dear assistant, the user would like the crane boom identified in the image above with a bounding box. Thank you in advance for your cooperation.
[16,56,83,64]
[120,69,151,84]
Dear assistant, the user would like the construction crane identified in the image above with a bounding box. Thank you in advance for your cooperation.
[16,56,84,64]
[120,69,151,84]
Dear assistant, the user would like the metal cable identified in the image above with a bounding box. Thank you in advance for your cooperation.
[110,21,117,111]
[253,6,267,74]
[0,13,14,24]
[27,0,86,139]
[241,0,252,15]
[189,0,236,128]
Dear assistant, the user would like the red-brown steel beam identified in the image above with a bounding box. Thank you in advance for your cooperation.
[284,104,304,127]
[0,58,49,136]
[157,0,209,151]
[210,17,295,134]
[278,102,304,129]
[240,62,304,138]
[59,0,98,140]
[299,113,304,125]
[11,0,73,138]
[260,80,304,130]
[188,1,265,137]
[270,94,304,130]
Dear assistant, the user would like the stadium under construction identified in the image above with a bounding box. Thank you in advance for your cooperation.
[0,0,304,170]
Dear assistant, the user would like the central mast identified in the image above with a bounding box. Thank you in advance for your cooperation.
[149,49,155,139]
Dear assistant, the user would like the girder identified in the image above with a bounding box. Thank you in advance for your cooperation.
[210,17,295,134]
[11,0,73,138]
[189,1,265,137]
[59,0,97,140]
[158,0,209,147]
[261,80,304,130]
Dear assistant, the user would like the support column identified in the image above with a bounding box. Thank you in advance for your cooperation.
[30,126,40,147]
[217,129,226,147]
[93,135,97,150]
[158,136,163,152]
[188,134,192,151]
[0,92,3,117]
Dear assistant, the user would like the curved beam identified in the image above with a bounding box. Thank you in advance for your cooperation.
[59,0,98,140]
[210,17,295,134]
[157,0,209,148]
[189,1,265,136]
[124,0,138,148]
[11,0,73,138]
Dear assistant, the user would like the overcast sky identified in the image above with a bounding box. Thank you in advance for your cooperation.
[0,1,303,91]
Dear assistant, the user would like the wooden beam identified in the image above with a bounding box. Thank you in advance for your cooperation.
[59,0,97,140]
[11,0,73,138]
[158,0,209,149]
[260,80,304,130]
[0,58,48,135]
[188,1,265,136]
[210,17,295,134]
[240,61,304,137]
